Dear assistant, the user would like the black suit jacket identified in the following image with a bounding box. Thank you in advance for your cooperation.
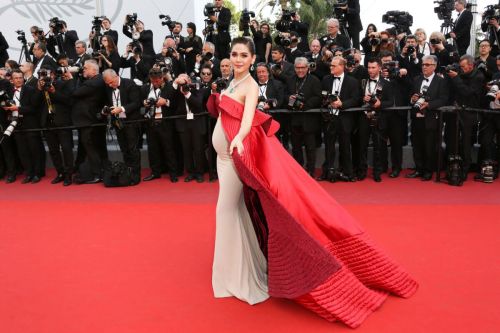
[449,10,473,51]
[120,55,152,83]
[259,79,285,108]
[34,55,58,72]
[0,32,9,67]
[13,85,39,130]
[100,50,121,73]
[47,30,79,61]
[72,75,106,126]
[122,27,155,57]
[37,78,75,127]
[411,74,449,130]
[319,33,351,50]
[0,79,13,127]
[322,74,362,132]
[155,53,186,78]
[168,84,206,134]
[286,74,322,132]
[216,7,231,33]
[346,0,363,33]
[361,77,394,130]
[140,82,174,118]
[105,78,141,121]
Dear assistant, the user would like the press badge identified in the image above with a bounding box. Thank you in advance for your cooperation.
[187,112,194,120]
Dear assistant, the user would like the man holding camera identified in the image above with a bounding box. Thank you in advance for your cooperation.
[46,20,79,61]
[397,35,423,78]
[285,57,322,177]
[72,61,107,184]
[408,55,449,181]
[155,37,186,79]
[32,42,57,77]
[194,42,221,79]
[205,0,231,60]
[120,42,151,84]
[475,39,498,80]
[256,63,285,112]
[318,56,360,182]
[337,0,363,49]
[446,55,486,181]
[141,69,179,183]
[35,67,75,186]
[102,69,142,185]
[123,16,155,57]
[169,73,206,183]
[446,0,473,56]
[320,19,351,51]
[3,70,42,183]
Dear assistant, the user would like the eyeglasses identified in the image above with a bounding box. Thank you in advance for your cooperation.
[480,45,491,48]
[295,66,308,69]
[422,63,436,67]
[201,72,212,75]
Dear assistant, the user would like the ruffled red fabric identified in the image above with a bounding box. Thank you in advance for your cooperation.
[208,94,418,328]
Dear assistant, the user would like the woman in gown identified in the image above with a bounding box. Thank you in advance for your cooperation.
[209,37,418,328]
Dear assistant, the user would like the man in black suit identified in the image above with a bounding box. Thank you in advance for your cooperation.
[0,31,9,67]
[319,18,351,51]
[446,0,473,56]
[169,74,206,183]
[155,37,186,79]
[285,57,322,176]
[284,31,305,64]
[102,17,119,45]
[337,0,363,49]
[256,63,285,109]
[120,42,152,84]
[0,77,17,183]
[290,13,310,53]
[408,55,449,181]
[3,70,43,183]
[102,69,142,184]
[194,42,221,79]
[46,20,79,61]
[32,42,57,77]
[72,61,107,183]
[481,16,500,56]
[74,41,92,67]
[123,18,155,57]
[397,35,423,79]
[355,59,394,182]
[269,46,295,85]
[319,56,361,182]
[141,69,179,183]
[36,68,75,186]
[206,0,231,59]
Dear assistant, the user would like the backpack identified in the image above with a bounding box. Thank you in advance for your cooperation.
[103,161,133,187]
[447,155,463,186]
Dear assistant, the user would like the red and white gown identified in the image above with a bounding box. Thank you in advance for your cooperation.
[209,94,418,328]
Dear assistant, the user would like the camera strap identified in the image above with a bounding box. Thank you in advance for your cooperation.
[295,75,308,94]
[259,83,267,98]
[44,91,55,114]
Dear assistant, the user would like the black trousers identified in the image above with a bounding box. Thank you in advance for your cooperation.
[411,118,438,174]
[291,125,317,174]
[116,124,141,179]
[146,121,178,176]
[353,114,388,176]
[347,27,360,50]
[44,128,74,176]
[79,126,107,177]
[445,111,479,173]
[387,113,405,170]
[179,127,205,176]
[321,117,341,172]
[0,134,17,177]
[15,131,43,177]
[479,115,500,161]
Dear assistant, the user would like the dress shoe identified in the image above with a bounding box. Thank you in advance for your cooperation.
[51,174,64,184]
[337,172,356,182]
[143,174,161,182]
[389,169,401,178]
[421,173,433,181]
[84,177,102,184]
[21,176,33,184]
[5,175,16,184]
[63,176,72,186]
[373,174,382,182]
[356,171,367,181]
[31,176,41,184]
[195,175,204,183]
[405,171,422,178]
[184,174,195,182]
[170,175,179,183]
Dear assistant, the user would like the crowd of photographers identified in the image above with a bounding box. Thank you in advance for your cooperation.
[1,0,500,187]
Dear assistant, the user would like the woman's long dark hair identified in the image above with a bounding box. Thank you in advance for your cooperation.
[231,37,255,56]
[365,24,377,37]
[102,35,117,54]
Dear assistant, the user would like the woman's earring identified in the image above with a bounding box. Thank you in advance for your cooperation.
[251,63,254,71]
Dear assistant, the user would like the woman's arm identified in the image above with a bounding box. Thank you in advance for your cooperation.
[229,82,258,155]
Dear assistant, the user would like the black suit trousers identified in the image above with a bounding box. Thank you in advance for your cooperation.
[353,114,388,175]
[387,113,405,170]
[411,118,438,174]
[178,125,205,175]
[44,128,74,175]
[0,135,17,177]
[291,125,317,174]
[146,120,178,176]
[480,115,500,161]
[15,131,43,177]
[444,111,479,173]
[116,124,141,177]
[80,127,107,177]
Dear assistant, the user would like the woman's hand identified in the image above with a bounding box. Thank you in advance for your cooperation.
[229,134,244,156]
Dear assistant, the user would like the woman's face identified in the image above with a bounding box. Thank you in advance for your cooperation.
[102,37,109,47]
[230,43,255,76]
[367,26,374,34]
[416,31,426,42]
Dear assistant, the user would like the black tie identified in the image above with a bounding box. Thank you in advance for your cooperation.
[333,76,341,81]
[259,83,267,87]
[370,79,378,83]
[424,78,429,82]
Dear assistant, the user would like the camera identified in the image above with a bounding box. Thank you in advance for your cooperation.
[155,56,173,74]
[412,86,429,113]
[204,2,216,17]
[16,30,27,44]
[370,37,381,46]
[214,77,228,92]
[179,77,200,94]
[91,50,103,58]
[322,91,339,106]
[344,51,356,67]
[308,62,317,71]
[257,96,278,112]
[56,65,82,78]
[443,63,460,74]
[92,16,105,33]
[49,17,65,35]
[276,9,295,33]
[406,45,416,55]
[125,13,138,27]
[0,90,15,108]
[430,38,441,45]
[382,10,413,34]
[382,61,400,79]
[127,41,142,56]
[2,116,21,137]
[239,8,255,33]
[38,69,54,90]
[486,80,500,101]
[98,106,124,130]
[483,4,500,22]
[434,0,454,21]
[159,14,176,30]
[270,63,282,77]
[333,0,348,24]
[142,97,158,120]
[288,93,305,110]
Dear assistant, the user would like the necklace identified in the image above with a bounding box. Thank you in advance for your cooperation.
[228,73,251,93]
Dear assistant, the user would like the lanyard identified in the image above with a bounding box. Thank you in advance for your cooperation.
[295,75,308,94]
[113,89,121,107]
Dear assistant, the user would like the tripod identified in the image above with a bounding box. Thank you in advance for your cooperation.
[18,41,31,63]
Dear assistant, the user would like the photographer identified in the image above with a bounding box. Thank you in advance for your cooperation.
[428,31,458,70]
[305,39,329,81]
[170,73,206,183]
[156,37,186,78]
[360,24,377,67]
[194,42,221,78]
[481,15,500,57]
[20,62,37,88]
[345,49,368,82]
[397,35,423,79]
[251,21,272,63]
[256,62,284,111]
[46,19,79,61]
[120,41,151,84]
[318,56,361,182]
[445,54,486,181]
[354,58,394,182]
[445,0,473,56]
[170,22,185,46]
[72,60,107,184]
[96,35,121,73]
[285,57,322,177]
[269,45,294,85]
[32,42,57,77]
[179,22,203,74]
[102,69,142,185]
[319,18,351,51]
[122,16,155,57]
[205,0,232,59]
[284,31,305,64]
[101,17,118,45]
[140,68,179,183]
[0,31,9,67]
[3,70,42,183]
[0,76,16,183]
[289,13,310,53]
[89,16,118,51]
[415,28,431,56]
[337,0,363,49]
[407,55,449,181]
[475,40,498,81]
[380,51,412,178]
[74,41,92,66]
[35,66,75,185]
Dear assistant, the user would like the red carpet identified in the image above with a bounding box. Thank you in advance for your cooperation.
[0,171,499,333]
